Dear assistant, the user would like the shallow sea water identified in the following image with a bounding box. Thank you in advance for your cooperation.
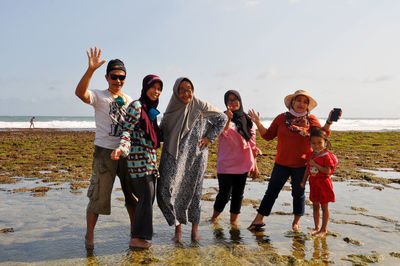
[1,170,399,265]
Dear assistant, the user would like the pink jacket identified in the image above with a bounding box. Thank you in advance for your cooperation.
[216,123,261,174]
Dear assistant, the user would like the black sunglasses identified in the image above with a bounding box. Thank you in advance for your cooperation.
[109,74,126,81]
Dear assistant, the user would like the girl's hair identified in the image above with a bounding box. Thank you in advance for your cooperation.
[310,127,331,149]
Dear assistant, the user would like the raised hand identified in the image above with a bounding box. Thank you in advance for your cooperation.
[225,107,233,120]
[87,47,106,71]
[248,109,261,124]
[327,109,343,123]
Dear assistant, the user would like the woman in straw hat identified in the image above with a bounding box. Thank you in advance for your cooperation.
[247,90,341,231]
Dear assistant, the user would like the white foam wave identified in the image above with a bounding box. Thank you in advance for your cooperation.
[0,121,95,129]
[1,118,399,131]
[261,118,400,132]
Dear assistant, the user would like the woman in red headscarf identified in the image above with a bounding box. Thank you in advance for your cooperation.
[111,74,163,249]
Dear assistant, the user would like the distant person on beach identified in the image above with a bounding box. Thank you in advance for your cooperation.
[110,74,163,249]
[75,47,137,249]
[247,90,341,232]
[29,117,35,128]
[300,128,338,237]
[157,77,227,243]
[210,90,261,226]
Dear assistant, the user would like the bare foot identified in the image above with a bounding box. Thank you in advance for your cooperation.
[230,224,239,230]
[129,238,152,249]
[248,223,265,231]
[292,222,300,232]
[173,225,182,243]
[85,234,94,249]
[210,210,220,224]
[230,213,239,226]
[292,215,301,232]
[191,223,202,242]
[209,217,218,224]
[308,228,320,235]
[313,230,327,237]
[191,232,202,242]
[248,213,265,231]
[231,220,239,226]
[172,235,182,243]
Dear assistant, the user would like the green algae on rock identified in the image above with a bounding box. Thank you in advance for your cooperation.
[343,236,363,246]
[1,130,399,188]
[343,251,384,264]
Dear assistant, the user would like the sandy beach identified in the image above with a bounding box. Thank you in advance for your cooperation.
[1,129,400,265]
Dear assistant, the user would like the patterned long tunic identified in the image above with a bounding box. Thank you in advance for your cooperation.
[157,113,227,226]
[119,100,159,178]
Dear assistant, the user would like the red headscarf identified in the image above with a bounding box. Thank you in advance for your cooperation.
[138,74,163,148]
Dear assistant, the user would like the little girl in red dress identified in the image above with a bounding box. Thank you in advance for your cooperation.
[301,127,338,237]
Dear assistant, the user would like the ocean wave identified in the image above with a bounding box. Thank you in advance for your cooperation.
[261,118,400,132]
[0,121,95,129]
[1,118,400,131]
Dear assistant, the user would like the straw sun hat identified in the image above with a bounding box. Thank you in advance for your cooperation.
[284,90,318,111]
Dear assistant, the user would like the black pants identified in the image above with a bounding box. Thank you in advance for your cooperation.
[213,173,248,214]
[257,163,306,217]
[130,175,155,240]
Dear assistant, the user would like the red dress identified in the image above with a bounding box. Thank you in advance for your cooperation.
[307,151,337,204]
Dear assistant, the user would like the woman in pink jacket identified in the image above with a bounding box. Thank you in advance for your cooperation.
[210,90,261,225]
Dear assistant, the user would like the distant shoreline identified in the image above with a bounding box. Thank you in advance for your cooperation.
[0,128,95,132]
[2,117,400,131]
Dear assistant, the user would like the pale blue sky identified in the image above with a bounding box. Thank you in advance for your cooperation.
[1,0,399,118]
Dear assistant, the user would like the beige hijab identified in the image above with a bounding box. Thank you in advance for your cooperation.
[161,77,222,159]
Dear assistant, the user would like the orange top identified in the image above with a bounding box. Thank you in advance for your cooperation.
[262,113,330,168]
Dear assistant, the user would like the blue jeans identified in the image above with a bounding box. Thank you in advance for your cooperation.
[257,163,306,217]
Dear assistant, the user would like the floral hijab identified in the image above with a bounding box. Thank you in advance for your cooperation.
[285,107,311,138]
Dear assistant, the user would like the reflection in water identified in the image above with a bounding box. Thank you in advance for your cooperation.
[213,226,243,246]
[85,248,95,259]
[284,231,308,258]
[1,178,400,264]
[251,230,284,263]
[229,227,242,244]
[290,234,306,260]
[253,230,271,246]
[122,248,155,264]
[312,237,330,263]
[85,249,98,265]
[213,227,225,243]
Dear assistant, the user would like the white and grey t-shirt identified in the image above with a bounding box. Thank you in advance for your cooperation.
[88,89,133,150]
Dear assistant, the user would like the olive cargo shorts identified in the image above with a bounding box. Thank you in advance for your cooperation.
[86,146,137,215]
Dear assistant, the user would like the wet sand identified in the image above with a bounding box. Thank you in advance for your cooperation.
[1,177,399,265]
[1,129,400,265]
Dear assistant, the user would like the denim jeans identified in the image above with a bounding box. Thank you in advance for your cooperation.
[257,163,306,217]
